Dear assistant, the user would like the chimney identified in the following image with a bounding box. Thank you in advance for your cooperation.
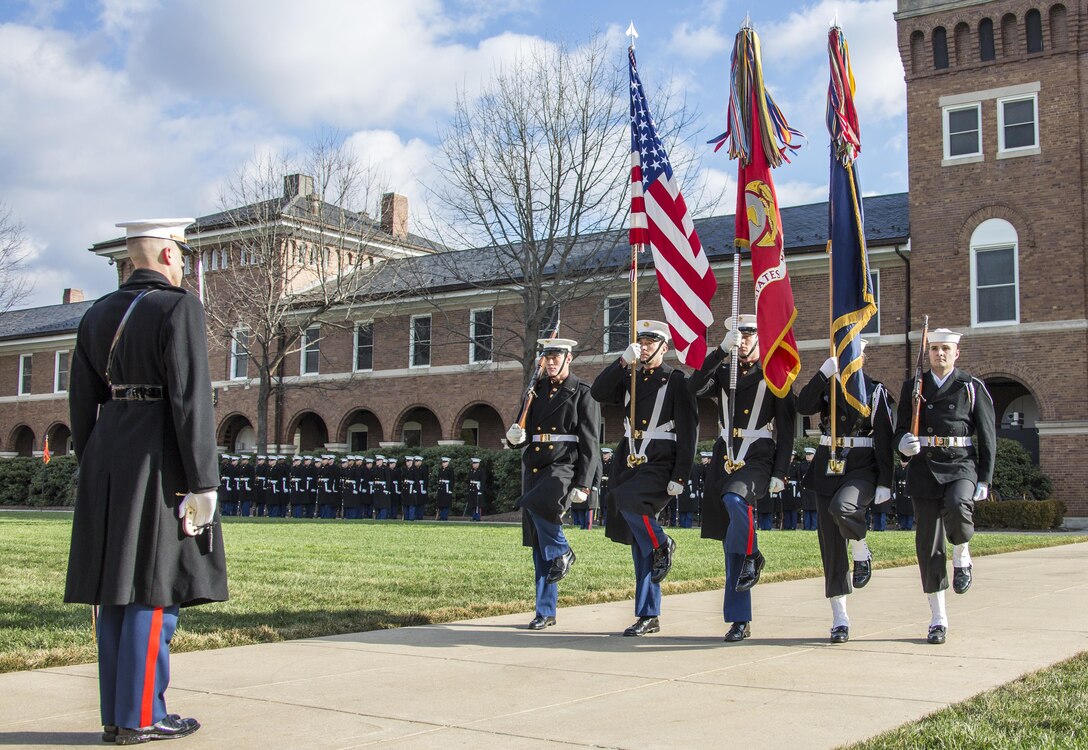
[380,193,409,240]
[283,173,315,199]
[62,288,84,304]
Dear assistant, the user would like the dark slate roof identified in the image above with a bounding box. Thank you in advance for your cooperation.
[0,300,95,341]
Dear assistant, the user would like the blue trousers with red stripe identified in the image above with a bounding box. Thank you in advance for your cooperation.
[621,511,664,617]
[96,604,179,729]
[526,509,569,617]
[721,492,759,623]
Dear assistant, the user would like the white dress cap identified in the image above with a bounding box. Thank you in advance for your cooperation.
[635,320,670,342]
[725,314,757,332]
[928,328,963,345]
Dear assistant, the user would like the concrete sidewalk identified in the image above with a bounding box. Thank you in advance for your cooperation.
[1,542,1086,749]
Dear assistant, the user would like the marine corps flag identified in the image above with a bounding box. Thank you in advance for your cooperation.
[710,26,803,396]
[827,26,876,415]
[42,435,51,465]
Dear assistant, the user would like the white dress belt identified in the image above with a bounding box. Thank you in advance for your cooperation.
[531,434,578,443]
[819,435,874,448]
[918,436,973,447]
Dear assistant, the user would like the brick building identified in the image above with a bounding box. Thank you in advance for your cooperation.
[0,0,1084,516]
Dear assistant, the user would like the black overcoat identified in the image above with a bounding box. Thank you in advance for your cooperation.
[591,360,696,546]
[517,373,601,546]
[65,269,227,609]
[689,348,795,542]
[436,466,455,508]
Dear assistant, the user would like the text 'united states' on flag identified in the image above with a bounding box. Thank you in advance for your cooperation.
[628,46,717,369]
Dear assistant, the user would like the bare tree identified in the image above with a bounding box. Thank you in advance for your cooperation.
[199,131,423,451]
[425,33,715,380]
[0,202,32,312]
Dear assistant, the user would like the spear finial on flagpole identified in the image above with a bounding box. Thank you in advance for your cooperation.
[831,10,840,29]
[742,12,752,30]
[626,21,638,49]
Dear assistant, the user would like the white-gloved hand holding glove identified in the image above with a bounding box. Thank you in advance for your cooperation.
[874,486,892,504]
[720,329,742,354]
[506,423,526,446]
[566,487,589,505]
[666,480,684,496]
[898,433,921,456]
[819,356,838,379]
[178,490,217,536]
[620,342,641,365]
[972,482,989,502]
[769,477,785,495]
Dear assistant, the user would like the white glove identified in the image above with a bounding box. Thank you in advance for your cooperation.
[874,486,892,504]
[972,482,989,502]
[667,481,684,496]
[178,490,217,536]
[506,423,526,445]
[819,356,838,379]
[620,342,641,365]
[566,487,589,505]
[720,329,742,353]
[769,477,785,495]
[898,433,921,456]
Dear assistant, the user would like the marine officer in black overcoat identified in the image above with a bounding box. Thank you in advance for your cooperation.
[796,338,894,643]
[592,321,696,637]
[435,456,454,520]
[690,314,795,643]
[65,218,227,743]
[506,338,601,630]
[895,328,996,645]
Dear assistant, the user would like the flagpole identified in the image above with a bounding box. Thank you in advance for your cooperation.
[827,242,843,474]
[626,22,642,469]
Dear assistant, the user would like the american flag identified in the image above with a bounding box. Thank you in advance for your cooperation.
[628,47,717,368]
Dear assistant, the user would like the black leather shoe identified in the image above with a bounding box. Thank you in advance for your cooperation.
[953,565,972,594]
[102,725,118,743]
[115,715,200,745]
[623,616,660,637]
[545,548,576,585]
[852,558,872,589]
[735,552,766,592]
[830,625,850,644]
[724,621,751,642]
[927,625,947,645]
[650,535,676,584]
[527,615,556,630]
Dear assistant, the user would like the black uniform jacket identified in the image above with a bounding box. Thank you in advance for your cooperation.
[65,269,227,609]
[689,347,795,541]
[517,372,601,546]
[371,465,391,509]
[894,368,996,498]
[591,359,696,546]
[893,463,913,515]
[796,370,895,496]
[436,466,455,508]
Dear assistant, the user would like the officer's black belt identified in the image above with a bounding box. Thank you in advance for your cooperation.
[111,385,164,401]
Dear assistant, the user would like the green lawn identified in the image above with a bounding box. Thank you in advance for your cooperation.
[0,512,1081,674]
[844,651,1088,750]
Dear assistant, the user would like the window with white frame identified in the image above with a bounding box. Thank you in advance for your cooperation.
[301,326,320,375]
[943,103,982,159]
[861,270,881,335]
[604,296,630,353]
[470,308,493,363]
[18,354,32,395]
[970,219,1019,325]
[410,315,431,368]
[354,322,374,371]
[537,303,560,339]
[182,255,192,276]
[54,350,69,393]
[230,328,249,380]
[998,94,1038,153]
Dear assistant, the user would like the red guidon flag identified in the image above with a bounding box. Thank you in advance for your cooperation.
[628,46,716,368]
[42,435,51,465]
[711,27,803,396]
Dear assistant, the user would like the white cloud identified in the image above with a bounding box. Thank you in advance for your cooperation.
[669,22,729,61]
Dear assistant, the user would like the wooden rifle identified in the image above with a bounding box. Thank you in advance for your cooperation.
[514,307,561,429]
[910,315,930,437]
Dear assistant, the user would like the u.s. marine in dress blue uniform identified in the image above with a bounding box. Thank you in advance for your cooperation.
[65,219,227,744]
[690,315,795,643]
[506,338,601,630]
[591,320,697,638]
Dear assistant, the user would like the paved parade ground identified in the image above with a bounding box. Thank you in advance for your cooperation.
[1,540,1085,749]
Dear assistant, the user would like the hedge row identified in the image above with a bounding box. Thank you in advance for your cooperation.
[0,455,78,507]
[975,499,1066,530]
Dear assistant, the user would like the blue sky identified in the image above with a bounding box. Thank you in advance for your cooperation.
[0,0,904,308]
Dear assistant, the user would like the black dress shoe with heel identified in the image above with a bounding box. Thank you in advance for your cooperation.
[830,625,850,644]
[650,535,676,584]
[527,615,556,630]
[852,557,872,589]
[735,552,766,592]
[115,715,200,745]
[953,565,972,594]
[724,621,751,642]
[927,625,947,644]
[623,616,660,637]
[545,548,576,584]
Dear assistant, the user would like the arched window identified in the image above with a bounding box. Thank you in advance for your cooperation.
[932,26,949,69]
[1001,13,1018,55]
[970,219,1020,325]
[403,421,423,448]
[1049,4,1068,49]
[1026,9,1044,52]
[460,419,480,446]
[954,22,970,65]
[910,31,925,74]
[978,18,996,60]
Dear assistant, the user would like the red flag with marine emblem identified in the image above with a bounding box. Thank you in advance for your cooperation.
[710,26,803,396]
